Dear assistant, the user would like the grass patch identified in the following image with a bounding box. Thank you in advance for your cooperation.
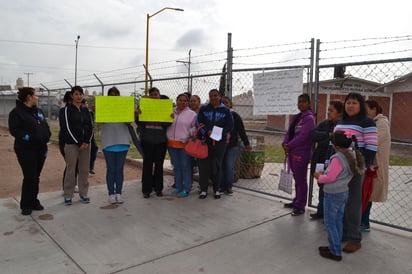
[389,155,412,166]
[50,123,412,166]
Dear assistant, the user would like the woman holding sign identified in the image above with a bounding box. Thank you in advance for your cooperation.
[282,93,315,216]
[100,87,130,204]
[135,87,172,198]
[196,89,234,199]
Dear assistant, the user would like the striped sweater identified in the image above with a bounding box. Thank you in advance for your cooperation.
[334,116,377,167]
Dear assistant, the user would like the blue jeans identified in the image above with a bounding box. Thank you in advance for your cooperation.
[220,146,239,191]
[323,191,349,256]
[168,147,193,193]
[103,150,128,195]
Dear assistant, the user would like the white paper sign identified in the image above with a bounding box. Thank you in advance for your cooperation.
[210,126,223,141]
[315,163,325,173]
[253,68,303,115]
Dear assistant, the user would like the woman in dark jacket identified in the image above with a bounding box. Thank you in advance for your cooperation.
[310,100,343,219]
[135,87,171,198]
[197,89,234,199]
[220,96,252,194]
[59,86,93,205]
[8,87,51,215]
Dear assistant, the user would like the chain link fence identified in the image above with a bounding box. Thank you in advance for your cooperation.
[1,37,411,232]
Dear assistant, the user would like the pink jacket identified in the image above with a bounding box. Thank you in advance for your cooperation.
[166,107,197,143]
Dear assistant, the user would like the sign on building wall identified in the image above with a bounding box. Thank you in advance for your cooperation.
[253,68,303,115]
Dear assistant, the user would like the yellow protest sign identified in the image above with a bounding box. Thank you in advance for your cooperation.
[95,96,135,122]
[138,97,173,123]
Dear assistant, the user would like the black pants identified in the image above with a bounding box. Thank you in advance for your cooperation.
[15,146,47,210]
[141,140,167,194]
[89,137,98,170]
[198,141,227,193]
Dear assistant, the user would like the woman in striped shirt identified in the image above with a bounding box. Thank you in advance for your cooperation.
[334,92,377,253]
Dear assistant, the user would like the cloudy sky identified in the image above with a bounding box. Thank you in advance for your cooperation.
[0,0,411,91]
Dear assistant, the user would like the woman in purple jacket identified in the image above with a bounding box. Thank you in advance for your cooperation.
[282,94,315,216]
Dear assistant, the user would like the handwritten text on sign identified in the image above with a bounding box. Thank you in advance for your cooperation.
[253,69,303,115]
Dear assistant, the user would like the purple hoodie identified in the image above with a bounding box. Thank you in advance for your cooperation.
[282,110,315,153]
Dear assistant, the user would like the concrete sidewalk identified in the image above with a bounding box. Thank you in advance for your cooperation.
[1,178,411,274]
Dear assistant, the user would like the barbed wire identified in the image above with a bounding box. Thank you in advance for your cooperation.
[320,48,412,61]
[321,34,412,44]
[234,40,310,52]
[321,37,412,52]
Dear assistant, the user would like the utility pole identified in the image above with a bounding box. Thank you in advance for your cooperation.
[176,49,192,93]
[24,72,33,87]
[75,35,80,86]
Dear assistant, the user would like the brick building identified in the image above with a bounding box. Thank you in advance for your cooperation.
[234,73,412,142]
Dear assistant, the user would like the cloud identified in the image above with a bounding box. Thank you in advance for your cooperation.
[175,29,205,49]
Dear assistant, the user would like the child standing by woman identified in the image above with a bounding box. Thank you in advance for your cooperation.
[314,130,364,261]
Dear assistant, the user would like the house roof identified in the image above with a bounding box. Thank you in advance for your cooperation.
[373,71,412,91]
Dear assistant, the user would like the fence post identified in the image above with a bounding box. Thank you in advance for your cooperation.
[308,39,321,208]
[227,33,233,99]
[93,73,105,95]
[40,83,51,119]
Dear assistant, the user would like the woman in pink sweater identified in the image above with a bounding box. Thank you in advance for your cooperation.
[166,93,197,197]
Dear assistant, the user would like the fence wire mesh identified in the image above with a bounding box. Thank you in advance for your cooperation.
[1,37,411,231]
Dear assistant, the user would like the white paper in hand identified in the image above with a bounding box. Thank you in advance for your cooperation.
[210,126,223,141]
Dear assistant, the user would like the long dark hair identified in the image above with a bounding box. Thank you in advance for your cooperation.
[17,87,35,102]
[365,99,383,114]
[343,92,367,119]
[333,130,365,175]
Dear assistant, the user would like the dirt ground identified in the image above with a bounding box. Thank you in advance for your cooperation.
[0,127,141,198]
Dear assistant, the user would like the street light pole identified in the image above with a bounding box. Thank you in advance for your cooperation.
[75,35,80,86]
[145,7,184,95]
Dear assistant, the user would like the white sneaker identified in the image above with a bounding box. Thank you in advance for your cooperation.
[116,194,124,204]
[74,185,79,193]
[109,195,116,204]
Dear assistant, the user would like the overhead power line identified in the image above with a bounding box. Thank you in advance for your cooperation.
[0,39,144,50]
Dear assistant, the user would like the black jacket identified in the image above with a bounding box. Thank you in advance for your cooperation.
[8,100,51,150]
[59,104,93,145]
[227,111,249,148]
[310,119,335,164]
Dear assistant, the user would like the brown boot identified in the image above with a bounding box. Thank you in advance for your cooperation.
[343,243,361,253]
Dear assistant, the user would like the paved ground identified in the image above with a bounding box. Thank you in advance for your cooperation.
[1,182,411,274]
[0,126,141,198]
[1,125,412,274]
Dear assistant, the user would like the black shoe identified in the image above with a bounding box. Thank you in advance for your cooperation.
[21,208,32,215]
[89,169,96,174]
[226,188,233,195]
[291,208,305,216]
[199,191,207,199]
[319,249,342,261]
[33,201,44,211]
[310,212,323,220]
[143,193,150,199]
[32,204,44,211]
[318,246,329,252]
[155,191,163,197]
[214,191,221,199]
[283,202,295,209]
